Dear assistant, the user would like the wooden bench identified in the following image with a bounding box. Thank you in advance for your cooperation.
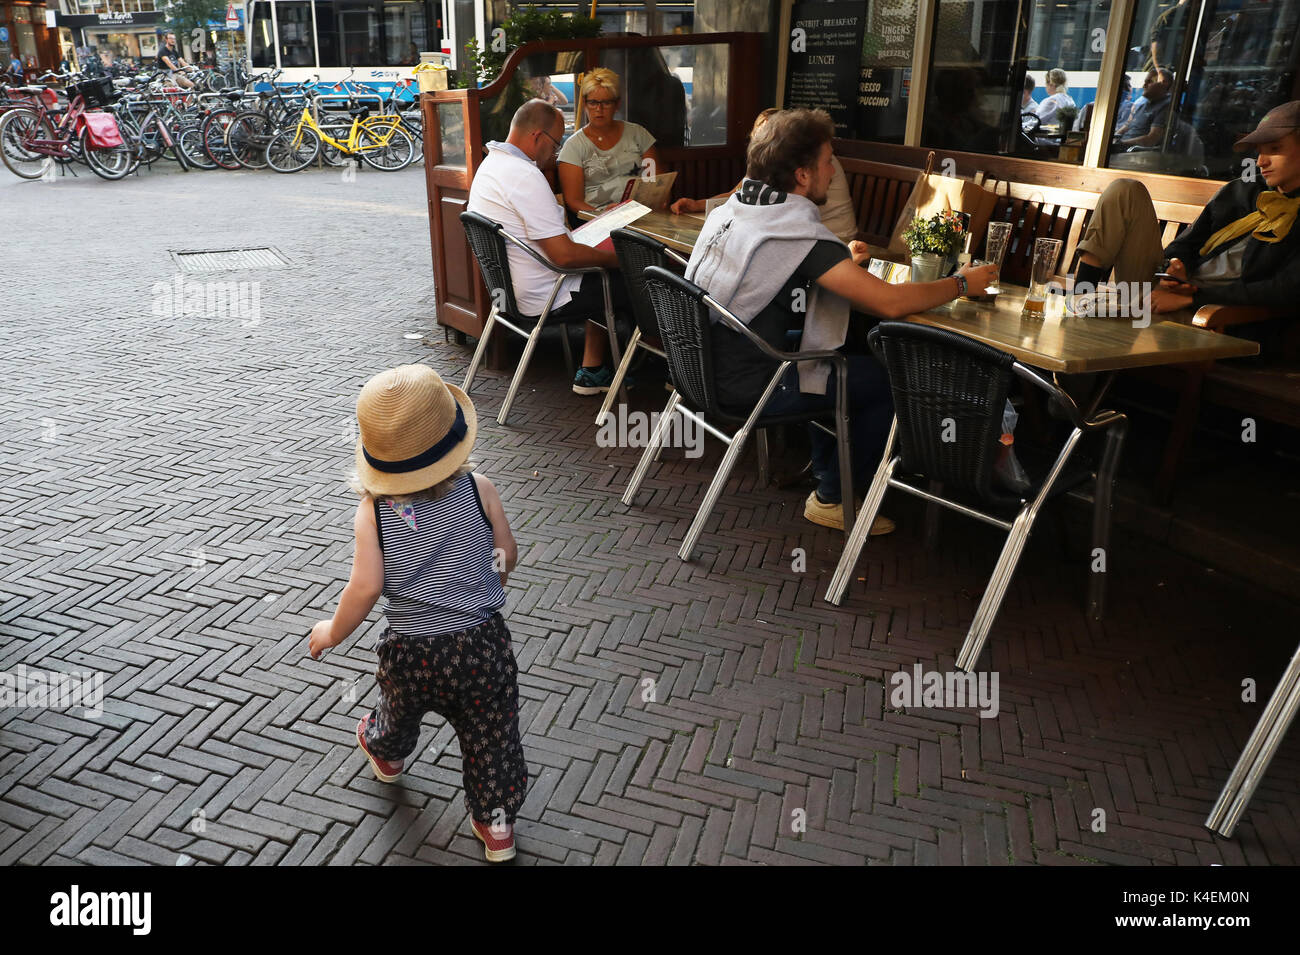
[834,145,1296,498]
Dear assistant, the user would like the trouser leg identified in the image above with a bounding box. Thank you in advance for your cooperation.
[365,628,433,762]
[1076,178,1167,286]
[449,614,529,824]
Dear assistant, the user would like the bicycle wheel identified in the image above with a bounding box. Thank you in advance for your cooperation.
[0,109,54,179]
[202,109,240,169]
[265,125,320,173]
[178,124,216,170]
[80,127,135,181]
[357,121,414,171]
[227,111,272,169]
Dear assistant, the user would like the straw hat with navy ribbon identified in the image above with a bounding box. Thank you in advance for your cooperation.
[355,364,478,496]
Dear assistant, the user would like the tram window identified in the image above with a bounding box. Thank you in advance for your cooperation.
[277,1,316,67]
[382,1,430,65]
[316,2,381,68]
[249,1,275,68]
[1105,0,1300,180]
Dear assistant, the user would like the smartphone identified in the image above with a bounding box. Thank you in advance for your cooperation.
[1153,272,1177,281]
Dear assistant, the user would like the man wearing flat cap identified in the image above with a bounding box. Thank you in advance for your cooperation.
[1073,100,1300,314]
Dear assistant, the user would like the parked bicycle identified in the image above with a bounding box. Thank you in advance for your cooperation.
[0,72,133,180]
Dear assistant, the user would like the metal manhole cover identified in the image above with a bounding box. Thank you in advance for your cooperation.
[170,247,292,273]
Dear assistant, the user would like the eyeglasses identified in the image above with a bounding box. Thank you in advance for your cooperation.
[586,98,618,109]
[539,129,562,150]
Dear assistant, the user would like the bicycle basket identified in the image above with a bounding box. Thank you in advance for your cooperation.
[69,76,117,108]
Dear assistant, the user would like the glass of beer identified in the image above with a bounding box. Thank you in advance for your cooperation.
[1025,237,1063,316]
[984,221,1012,292]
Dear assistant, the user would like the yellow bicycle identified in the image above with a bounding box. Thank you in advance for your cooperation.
[265,100,415,173]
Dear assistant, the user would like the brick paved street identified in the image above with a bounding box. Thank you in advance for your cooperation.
[1,164,1297,866]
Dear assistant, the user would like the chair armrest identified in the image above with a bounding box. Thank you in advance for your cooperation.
[1192,303,1286,331]
[497,227,609,277]
[664,248,690,268]
[701,292,847,368]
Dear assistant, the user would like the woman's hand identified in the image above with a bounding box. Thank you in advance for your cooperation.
[670,197,704,215]
[308,619,339,660]
[848,240,871,265]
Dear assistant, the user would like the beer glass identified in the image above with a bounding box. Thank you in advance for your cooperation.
[1024,237,1062,315]
[983,221,1011,292]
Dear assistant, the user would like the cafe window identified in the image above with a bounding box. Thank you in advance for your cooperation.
[1105,0,1300,181]
[921,0,1111,164]
[601,43,722,147]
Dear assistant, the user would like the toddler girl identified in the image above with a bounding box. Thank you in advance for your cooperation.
[308,364,526,862]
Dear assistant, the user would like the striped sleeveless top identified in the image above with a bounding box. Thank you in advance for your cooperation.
[373,472,507,636]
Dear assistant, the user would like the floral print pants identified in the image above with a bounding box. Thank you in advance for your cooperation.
[364,612,528,824]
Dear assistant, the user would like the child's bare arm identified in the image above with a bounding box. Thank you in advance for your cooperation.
[473,472,518,585]
[308,498,385,658]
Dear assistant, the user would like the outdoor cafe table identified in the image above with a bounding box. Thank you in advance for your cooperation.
[605,209,1282,838]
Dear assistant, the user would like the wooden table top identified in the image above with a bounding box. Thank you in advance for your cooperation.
[579,208,704,255]
[906,285,1260,373]
[584,210,1259,373]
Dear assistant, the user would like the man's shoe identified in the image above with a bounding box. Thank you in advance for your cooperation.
[573,365,614,395]
[356,716,403,782]
[471,817,517,862]
[803,491,895,535]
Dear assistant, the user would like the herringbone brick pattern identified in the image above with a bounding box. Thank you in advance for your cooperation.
[1,165,1297,866]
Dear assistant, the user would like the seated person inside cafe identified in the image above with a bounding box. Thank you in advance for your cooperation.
[1033,69,1076,127]
[467,99,633,396]
[1115,68,1174,148]
[1074,100,1300,315]
[686,108,997,533]
[557,68,664,214]
[671,108,859,244]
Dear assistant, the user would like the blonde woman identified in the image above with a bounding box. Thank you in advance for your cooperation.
[671,108,859,244]
[1034,69,1076,127]
[557,68,664,213]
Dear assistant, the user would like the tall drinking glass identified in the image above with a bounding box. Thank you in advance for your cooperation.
[984,221,1011,292]
[1024,237,1063,315]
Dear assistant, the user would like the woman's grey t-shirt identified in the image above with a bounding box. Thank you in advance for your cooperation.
[557,122,656,207]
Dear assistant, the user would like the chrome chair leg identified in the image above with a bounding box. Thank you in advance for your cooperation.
[956,506,1033,672]
[826,420,898,605]
[679,421,749,561]
[498,318,547,426]
[623,390,680,505]
[1206,641,1300,837]
[462,307,498,393]
[1087,417,1127,620]
[599,327,641,426]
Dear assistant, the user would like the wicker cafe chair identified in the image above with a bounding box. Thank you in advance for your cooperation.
[824,322,1128,671]
[597,228,690,426]
[459,211,626,426]
[623,266,855,561]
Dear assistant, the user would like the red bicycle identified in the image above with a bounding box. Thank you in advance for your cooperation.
[0,73,134,181]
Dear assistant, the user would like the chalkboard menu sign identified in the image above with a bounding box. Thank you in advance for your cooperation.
[784,1,867,137]
[784,0,915,144]
[857,0,915,143]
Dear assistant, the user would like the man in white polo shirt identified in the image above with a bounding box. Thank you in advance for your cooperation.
[467,99,628,395]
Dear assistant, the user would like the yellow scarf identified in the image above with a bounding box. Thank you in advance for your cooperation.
[1199,189,1300,256]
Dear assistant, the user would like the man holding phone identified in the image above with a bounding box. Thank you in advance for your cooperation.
[1074,101,1300,314]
